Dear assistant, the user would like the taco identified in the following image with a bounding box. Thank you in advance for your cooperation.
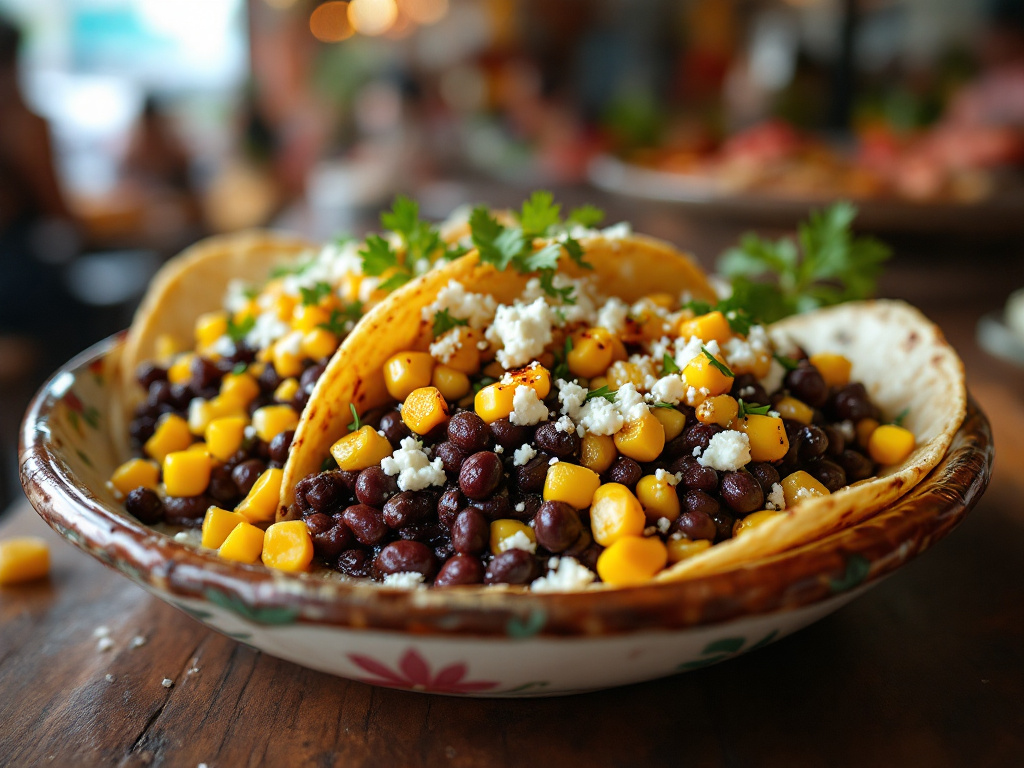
[279,210,964,589]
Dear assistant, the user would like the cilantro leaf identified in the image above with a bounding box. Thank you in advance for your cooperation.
[773,353,800,371]
[683,298,752,335]
[702,346,734,378]
[378,271,412,293]
[300,281,332,306]
[567,204,605,228]
[553,337,573,381]
[241,285,260,300]
[269,259,313,279]
[561,236,593,270]
[470,207,526,271]
[891,407,910,427]
[650,401,676,409]
[586,385,617,402]
[231,362,248,376]
[433,309,469,337]
[348,403,361,432]
[737,399,771,418]
[360,235,400,277]
[517,190,561,237]
[472,376,497,394]
[662,353,680,375]
[539,270,576,305]
[320,455,338,472]
[443,243,468,261]
[317,302,363,336]
[380,195,420,240]
[226,315,255,344]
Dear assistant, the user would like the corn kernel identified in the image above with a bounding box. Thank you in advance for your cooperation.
[167,353,195,386]
[301,328,338,361]
[474,382,516,424]
[733,509,783,537]
[506,364,551,399]
[677,311,732,346]
[613,411,666,463]
[251,404,299,443]
[596,536,668,587]
[194,311,228,350]
[646,292,675,310]
[568,327,615,379]
[274,377,299,402]
[432,365,470,401]
[775,396,814,425]
[109,458,160,497]
[188,395,246,436]
[730,348,773,379]
[857,418,880,449]
[292,304,331,334]
[271,341,303,379]
[606,361,645,390]
[681,351,734,397]
[162,450,212,498]
[489,519,537,556]
[144,414,192,462]
[402,386,450,435]
[482,360,505,379]
[666,537,712,563]
[810,353,852,388]
[0,537,50,585]
[580,433,617,474]
[220,372,260,408]
[384,351,435,400]
[235,467,284,523]
[437,329,481,374]
[543,462,601,510]
[609,335,628,363]
[330,425,394,471]
[589,483,646,546]
[218,522,265,564]
[696,395,739,428]
[736,414,789,462]
[868,424,916,466]
[262,520,314,572]
[273,293,297,322]
[201,506,247,549]
[205,416,249,462]
[651,407,687,442]
[636,474,681,522]
[781,470,830,507]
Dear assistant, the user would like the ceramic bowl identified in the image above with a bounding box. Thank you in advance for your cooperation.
[20,335,993,697]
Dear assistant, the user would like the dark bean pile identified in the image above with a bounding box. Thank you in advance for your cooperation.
[291,357,884,588]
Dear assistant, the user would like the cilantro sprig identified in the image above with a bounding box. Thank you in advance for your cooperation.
[702,346,734,378]
[433,309,469,337]
[773,353,800,371]
[662,353,680,375]
[553,337,573,381]
[586,385,617,403]
[226,315,255,344]
[718,202,890,324]
[317,302,363,336]
[300,281,332,306]
[348,403,361,432]
[737,399,772,419]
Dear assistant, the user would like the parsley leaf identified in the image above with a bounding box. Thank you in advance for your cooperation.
[650,401,676,409]
[231,362,248,376]
[360,235,400,276]
[702,346,734,378]
[737,399,771,418]
[226,315,255,343]
[773,353,800,371]
[586,385,617,402]
[662,353,680,375]
[300,281,332,306]
[317,302,363,335]
[553,337,573,381]
[561,236,593,270]
[567,204,605,228]
[539,270,576,305]
[348,403,361,432]
[517,190,561,237]
[718,202,890,323]
[433,309,469,337]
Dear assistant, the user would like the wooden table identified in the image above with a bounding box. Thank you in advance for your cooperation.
[2,232,1023,768]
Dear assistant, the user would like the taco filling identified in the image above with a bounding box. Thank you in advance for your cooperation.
[288,274,916,590]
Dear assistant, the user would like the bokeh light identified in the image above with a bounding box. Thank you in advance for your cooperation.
[310,2,355,43]
[398,0,449,26]
[264,0,300,9]
[348,0,399,37]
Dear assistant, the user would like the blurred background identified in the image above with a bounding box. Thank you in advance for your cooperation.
[2,0,1024,509]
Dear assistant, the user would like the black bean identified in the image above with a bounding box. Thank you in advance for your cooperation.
[342,504,388,546]
[207,466,239,504]
[710,509,735,542]
[291,389,310,413]
[682,489,720,519]
[248,395,272,417]
[682,423,723,455]
[355,467,398,508]
[433,540,456,563]
[225,343,257,365]
[459,451,503,500]
[719,471,764,514]
[822,425,846,456]
[671,456,719,493]
[337,549,372,578]
[303,471,349,513]
[163,495,213,527]
[807,459,847,492]
[300,363,326,391]
[830,383,877,422]
[837,449,875,482]
[267,430,293,466]
[606,457,642,490]
[510,493,542,522]
[563,528,593,559]
[435,555,485,587]
[437,487,464,529]
[398,522,445,542]
[312,521,354,558]
[335,470,361,494]
[382,491,434,528]
[258,364,281,394]
[169,384,192,410]
[730,373,770,406]
[469,491,512,521]
[533,501,582,553]
[136,362,167,389]
[304,512,334,536]
[516,454,552,494]
[673,510,717,541]
[797,424,828,462]
[378,410,411,446]
[125,487,164,524]
[786,364,828,408]
[147,379,173,408]
[190,356,222,391]
[129,415,157,446]
[375,541,436,578]
[484,549,537,585]
[489,418,532,449]
[448,412,492,453]
[534,422,580,459]
[451,508,489,555]
[433,441,467,475]
[747,462,780,496]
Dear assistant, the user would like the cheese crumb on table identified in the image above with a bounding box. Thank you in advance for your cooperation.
[161,678,174,688]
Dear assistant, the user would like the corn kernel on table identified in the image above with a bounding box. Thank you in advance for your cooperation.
[2,238,1024,768]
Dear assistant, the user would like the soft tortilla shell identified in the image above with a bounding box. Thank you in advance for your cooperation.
[280,234,715,513]
[117,230,314,450]
[657,299,966,581]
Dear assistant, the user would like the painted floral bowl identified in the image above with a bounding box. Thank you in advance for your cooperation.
[20,335,993,696]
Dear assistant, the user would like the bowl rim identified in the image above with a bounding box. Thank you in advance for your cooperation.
[19,334,993,638]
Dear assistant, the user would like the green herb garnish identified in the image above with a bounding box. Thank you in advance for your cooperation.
[269,259,313,279]
[553,337,573,381]
[320,455,338,472]
[540,271,576,305]
[226,315,255,344]
[650,401,676,409]
[472,376,497,394]
[662,353,680,375]
[433,309,469,337]
[773,353,800,371]
[517,190,563,237]
[300,281,332,306]
[586,385,617,403]
[737,399,772,419]
[682,298,753,336]
[566,204,605,229]
[348,403,361,432]
[702,346,734,378]
[891,407,910,427]
[317,302,363,336]
[231,362,248,376]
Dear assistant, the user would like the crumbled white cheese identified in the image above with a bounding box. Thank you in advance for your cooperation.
[93,626,111,638]
[655,468,681,486]
[596,297,630,334]
[738,386,756,398]
[97,637,114,652]
[837,420,856,441]
[656,517,672,534]
[486,297,555,368]
[577,396,624,436]
[513,443,537,466]
[697,431,751,471]
[161,678,174,688]
[521,273,599,326]
[760,357,787,395]
[105,674,115,683]
[276,330,304,357]
[429,327,466,364]
[380,437,447,491]
[766,482,786,511]
[515,502,526,513]
[245,311,290,351]
[548,456,560,465]
[650,374,688,405]
[557,379,588,421]
[615,383,649,422]
[494,444,504,454]
[422,280,497,329]
[555,415,576,433]
[498,530,537,554]
[130,636,147,649]
[382,571,426,588]
[530,556,596,592]
[509,385,549,426]
[793,486,826,502]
